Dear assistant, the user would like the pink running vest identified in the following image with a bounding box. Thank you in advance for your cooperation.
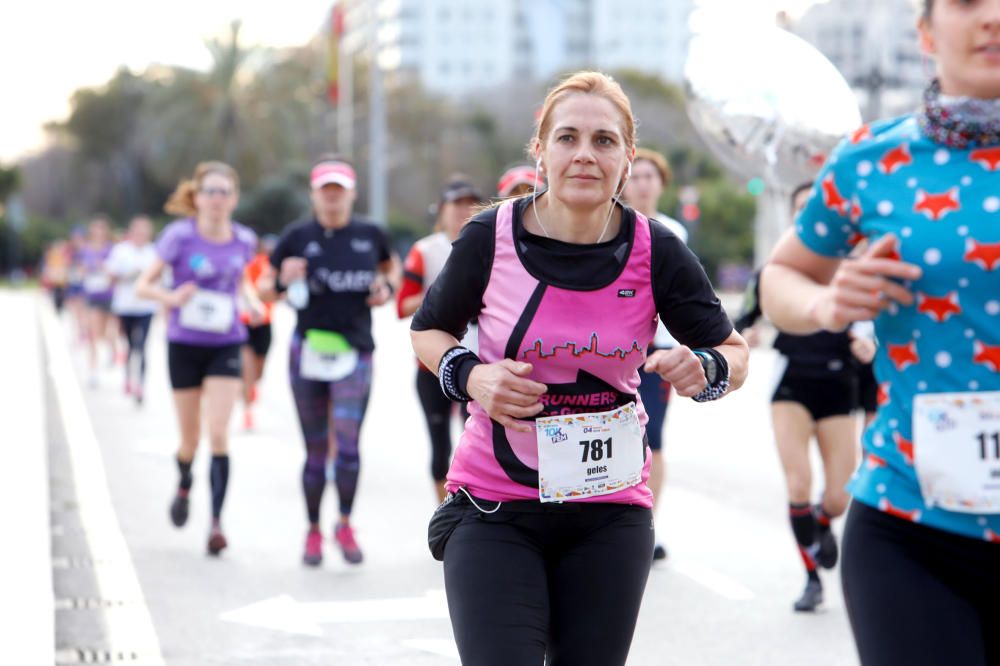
[445,201,657,506]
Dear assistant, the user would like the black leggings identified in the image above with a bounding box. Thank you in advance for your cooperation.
[416,369,454,481]
[842,501,1000,666]
[119,314,153,386]
[444,500,653,666]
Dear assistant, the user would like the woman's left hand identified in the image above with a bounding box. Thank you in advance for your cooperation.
[643,346,707,398]
[366,276,393,306]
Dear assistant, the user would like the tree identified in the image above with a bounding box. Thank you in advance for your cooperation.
[687,179,756,285]
[0,163,20,204]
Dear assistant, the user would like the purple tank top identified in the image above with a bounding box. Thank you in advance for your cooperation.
[79,244,113,301]
[156,218,256,346]
[446,201,657,506]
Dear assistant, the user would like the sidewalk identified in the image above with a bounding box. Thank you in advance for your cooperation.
[0,291,54,664]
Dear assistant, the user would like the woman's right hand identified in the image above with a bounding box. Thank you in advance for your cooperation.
[466,360,547,433]
[811,234,922,331]
[280,257,307,286]
[167,282,197,309]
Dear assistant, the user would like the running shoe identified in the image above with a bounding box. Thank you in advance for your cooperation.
[124,379,133,396]
[652,544,668,561]
[303,528,323,566]
[207,522,228,556]
[816,526,838,569]
[334,523,363,564]
[134,386,144,406]
[793,580,823,612]
[169,491,189,527]
[243,409,254,431]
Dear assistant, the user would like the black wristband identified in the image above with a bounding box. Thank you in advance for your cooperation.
[437,346,481,402]
[454,354,482,399]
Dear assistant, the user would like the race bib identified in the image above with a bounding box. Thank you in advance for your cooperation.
[84,274,111,293]
[300,329,358,382]
[913,391,1000,514]
[179,289,234,334]
[536,402,644,503]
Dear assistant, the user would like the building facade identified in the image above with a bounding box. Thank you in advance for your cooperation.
[793,0,927,120]
[338,0,695,97]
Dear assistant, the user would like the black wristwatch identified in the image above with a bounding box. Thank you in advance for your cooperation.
[697,352,720,385]
[692,348,730,403]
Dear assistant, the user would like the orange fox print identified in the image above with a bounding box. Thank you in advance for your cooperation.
[878,497,922,522]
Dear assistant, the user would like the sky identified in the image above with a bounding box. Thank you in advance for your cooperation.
[0,0,822,163]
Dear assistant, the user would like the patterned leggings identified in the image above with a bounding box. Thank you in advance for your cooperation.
[289,333,372,524]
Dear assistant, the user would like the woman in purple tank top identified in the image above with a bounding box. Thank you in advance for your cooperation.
[411,71,749,666]
[136,161,260,557]
[80,215,120,385]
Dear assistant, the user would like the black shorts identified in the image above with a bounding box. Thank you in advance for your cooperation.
[856,362,877,413]
[243,323,272,358]
[167,342,242,390]
[86,296,113,312]
[772,369,857,421]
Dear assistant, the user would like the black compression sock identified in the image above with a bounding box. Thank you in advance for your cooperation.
[790,502,820,575]
[177,457,193,491]
[814,504,833,532]
[210,455,230,520]
[789,503,817,547]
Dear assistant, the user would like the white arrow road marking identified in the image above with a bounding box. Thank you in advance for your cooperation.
[220,589,450,637]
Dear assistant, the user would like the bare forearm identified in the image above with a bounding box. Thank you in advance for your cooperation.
[399,294,422,318]
[714,333,750,392]
[410,328,461,374]
[135,281,174,305]
[759,264,828,335]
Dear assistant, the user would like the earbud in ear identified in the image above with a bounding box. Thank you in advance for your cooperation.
[626,161,632,179]
[536,158,543,172]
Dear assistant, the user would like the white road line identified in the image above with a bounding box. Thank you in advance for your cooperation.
[39,297,165,663]
[1,293,53,664]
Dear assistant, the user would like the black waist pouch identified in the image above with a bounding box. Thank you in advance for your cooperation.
[428,491,470,561]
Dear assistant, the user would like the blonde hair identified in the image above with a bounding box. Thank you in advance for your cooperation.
[530,71,637,165]
[164,161,240,217]
[634,148,672,188]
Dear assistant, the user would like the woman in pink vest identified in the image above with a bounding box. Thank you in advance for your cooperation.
[411,71,749,666]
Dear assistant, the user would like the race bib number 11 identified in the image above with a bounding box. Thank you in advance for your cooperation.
[913,391,1000,514]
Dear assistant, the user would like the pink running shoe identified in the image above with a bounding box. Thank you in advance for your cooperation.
[334,523,363,564]
[207,522,228,556]
[303,528,323,566]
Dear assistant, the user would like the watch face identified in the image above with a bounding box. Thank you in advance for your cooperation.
[703,357,718,384]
